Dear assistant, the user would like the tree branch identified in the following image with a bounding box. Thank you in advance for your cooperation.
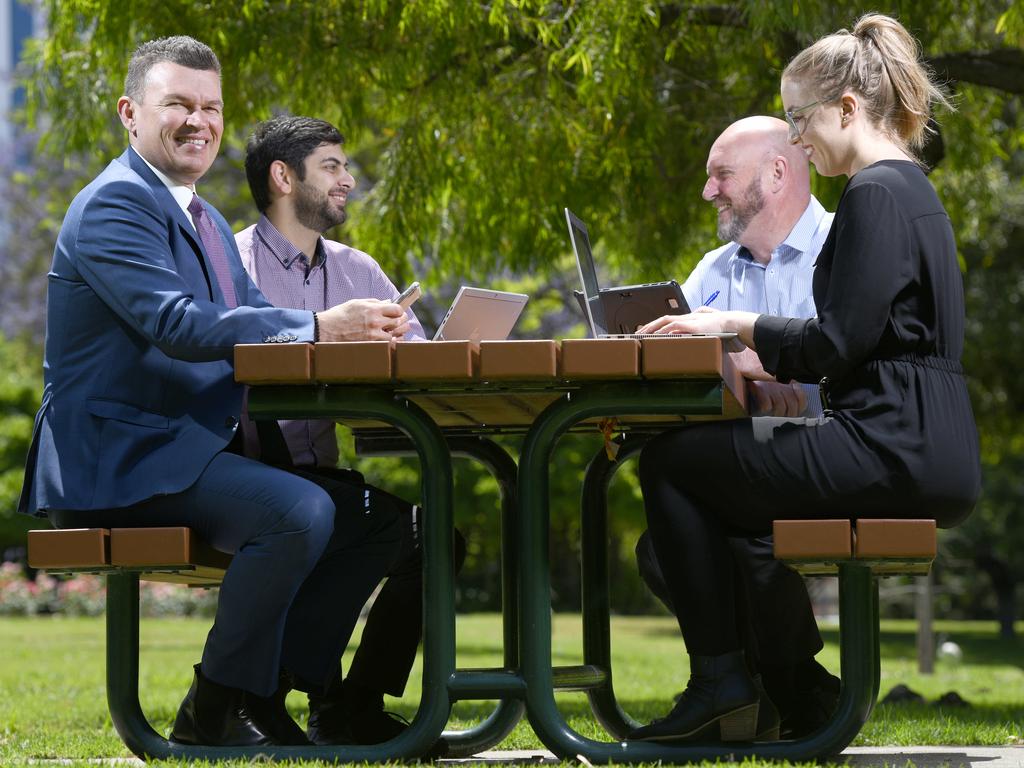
[660,5,1024,96]
[928,49,1024,95]
[659,4,747,29]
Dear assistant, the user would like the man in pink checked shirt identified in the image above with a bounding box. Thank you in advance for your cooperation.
[236,115,464,748]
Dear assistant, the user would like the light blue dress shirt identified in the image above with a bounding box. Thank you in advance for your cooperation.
[682,196,834,417]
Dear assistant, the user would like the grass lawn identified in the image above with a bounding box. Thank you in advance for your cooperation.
[0,613,1020,766]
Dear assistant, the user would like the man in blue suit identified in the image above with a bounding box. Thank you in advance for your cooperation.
[19,36,409,747]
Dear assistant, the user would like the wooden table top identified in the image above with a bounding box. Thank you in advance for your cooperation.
[236,337,747,430]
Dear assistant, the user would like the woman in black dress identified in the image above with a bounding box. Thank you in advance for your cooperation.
[629,14,980,743]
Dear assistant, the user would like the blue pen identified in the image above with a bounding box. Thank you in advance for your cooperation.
[702,290,720,307]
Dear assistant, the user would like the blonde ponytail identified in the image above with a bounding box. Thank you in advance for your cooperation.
[783,14,952,154]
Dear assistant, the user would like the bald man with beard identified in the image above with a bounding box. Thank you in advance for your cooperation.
[635,116,839,739]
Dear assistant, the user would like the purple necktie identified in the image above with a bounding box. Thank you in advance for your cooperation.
[188,194,238,308]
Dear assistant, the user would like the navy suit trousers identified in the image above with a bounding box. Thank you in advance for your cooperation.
[50,451,402,696]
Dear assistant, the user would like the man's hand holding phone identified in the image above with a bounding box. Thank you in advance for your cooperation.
[396,281,421,310]
[317,298,411,341]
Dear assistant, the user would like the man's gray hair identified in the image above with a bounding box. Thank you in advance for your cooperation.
[124,36,220,101]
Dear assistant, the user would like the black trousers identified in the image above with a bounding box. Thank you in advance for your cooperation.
[296,466,467,698]
[50,452,402,697]
[639,413,970,657]
[634,529,822,669]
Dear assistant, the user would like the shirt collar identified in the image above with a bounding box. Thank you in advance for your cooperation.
[779,196,826,256]
[131,148,196,219]
[729,196,826,267]
[254,214,326,269]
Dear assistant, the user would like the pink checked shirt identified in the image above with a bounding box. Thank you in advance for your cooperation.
[237,215,425,466]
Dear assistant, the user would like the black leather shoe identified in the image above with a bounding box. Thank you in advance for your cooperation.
[751,674,780,741]
[170,664,275,746]
[349,708,410,744]
[780,671,841,739]
[307,678,410,746]
[245,671,312,746]
[628,651,759,743]
[306,679,354,746]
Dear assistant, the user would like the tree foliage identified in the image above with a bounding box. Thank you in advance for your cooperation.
[6,0,1024,613]
[23,1,1024,280]
[0,335,45,554]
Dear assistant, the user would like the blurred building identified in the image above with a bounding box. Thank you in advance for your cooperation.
[0,0,40,157]
[1,0,44,338]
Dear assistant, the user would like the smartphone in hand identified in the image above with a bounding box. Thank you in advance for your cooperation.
[396,281,421,310]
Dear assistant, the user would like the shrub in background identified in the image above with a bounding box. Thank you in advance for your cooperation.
[0,564,218,617]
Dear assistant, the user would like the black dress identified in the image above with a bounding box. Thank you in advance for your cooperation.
[640,160,980,654]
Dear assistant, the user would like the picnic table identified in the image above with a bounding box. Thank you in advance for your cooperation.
[28,337,937,762]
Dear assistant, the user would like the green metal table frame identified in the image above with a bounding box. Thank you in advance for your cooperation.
[101,378,883,762]
[352,432,526,757]
[105,387,461,761]
[516,380,882,762]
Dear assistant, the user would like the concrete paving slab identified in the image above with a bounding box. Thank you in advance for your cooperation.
[840,746,1024,767]
[443,746,1024,766]
[24,745,1024,766]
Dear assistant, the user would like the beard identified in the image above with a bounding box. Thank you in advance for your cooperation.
[717,177,765,242]
[294,179,347,233]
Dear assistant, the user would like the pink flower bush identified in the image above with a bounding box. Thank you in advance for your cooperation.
[0,564,219,617]
[1,562,57,615]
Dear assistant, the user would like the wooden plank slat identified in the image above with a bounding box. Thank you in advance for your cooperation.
[641,336,724,377]
[854,519,936,559]
[560,339,639,379]
[641,336,747,417]
[314,341,394,382]
[139,567,227,586]
[395,341,479,381]
[773,519,852,560]
[864,561,934,576]
[480,340,560,381]
[405,394,482,427]
[234,343,313,384]
[111,527,231,570]
[28,528,110,569]
[423,392,561,427]
[719,348,749,417]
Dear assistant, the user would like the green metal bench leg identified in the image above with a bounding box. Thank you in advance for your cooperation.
[871,581,882,712]
[106,571,166,758]
[581,435,649,738]
[442,437,526,757]
[787,562,878,759]
[517,382,882,762]
[353,434,527,756]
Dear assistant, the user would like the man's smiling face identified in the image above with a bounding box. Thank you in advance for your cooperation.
[118,60,223,185]
[702,136,767,243]
[292,143,356,233]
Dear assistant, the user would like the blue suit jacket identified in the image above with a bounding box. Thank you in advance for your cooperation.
[20,147,314,515]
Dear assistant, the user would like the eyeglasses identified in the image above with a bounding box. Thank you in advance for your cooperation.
[784,98,830,141]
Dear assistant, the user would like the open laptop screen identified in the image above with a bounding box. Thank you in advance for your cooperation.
[432,287,529,342]
[564,208,608,336]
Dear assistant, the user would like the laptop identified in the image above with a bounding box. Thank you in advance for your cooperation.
[433,286,529,342]
[565,207,740,346]
[572,286,687,335]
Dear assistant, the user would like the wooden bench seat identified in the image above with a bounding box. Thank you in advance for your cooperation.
[28,527,230,586]
[773,518,936,575]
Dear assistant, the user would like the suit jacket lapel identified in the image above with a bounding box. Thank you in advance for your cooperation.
[120,148,223,303]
